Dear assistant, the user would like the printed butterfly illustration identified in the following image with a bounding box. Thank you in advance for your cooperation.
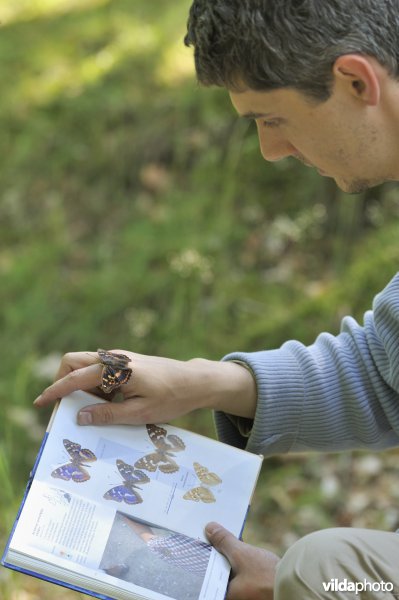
[51,439,97,483]
[183,462,222,503]
[97,348,132,393]
[134,424,185,474]
[104,459,150,505]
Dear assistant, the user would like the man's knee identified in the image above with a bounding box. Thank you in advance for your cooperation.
[274,528,354,599]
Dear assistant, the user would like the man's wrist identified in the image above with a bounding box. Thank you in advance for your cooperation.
[186,358,257,418]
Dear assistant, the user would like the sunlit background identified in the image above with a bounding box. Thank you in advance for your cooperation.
[1,0,399,598]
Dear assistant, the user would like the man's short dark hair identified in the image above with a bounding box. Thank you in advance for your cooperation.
[184,0,399,101]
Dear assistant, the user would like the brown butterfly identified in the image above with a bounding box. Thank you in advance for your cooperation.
[97,348,132,393]
[183,462,222,503]
[134,424,185,474]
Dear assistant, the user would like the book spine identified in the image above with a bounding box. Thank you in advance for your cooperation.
[1,401,60,564]
[1,429,50,564]
[0,562,114,600]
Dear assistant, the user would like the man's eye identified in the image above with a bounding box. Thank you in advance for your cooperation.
[262,120,280,129]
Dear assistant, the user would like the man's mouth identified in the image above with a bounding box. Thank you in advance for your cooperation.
[293,154,314,168]
[294,154,330,176]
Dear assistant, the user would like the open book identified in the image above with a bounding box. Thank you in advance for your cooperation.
[2,391,262,600]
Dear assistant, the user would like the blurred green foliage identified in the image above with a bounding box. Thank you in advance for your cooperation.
[1,0,399,597]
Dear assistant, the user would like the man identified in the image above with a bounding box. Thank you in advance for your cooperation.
[35,1,399,598]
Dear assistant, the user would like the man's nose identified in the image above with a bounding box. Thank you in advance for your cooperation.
[257,126,295,162]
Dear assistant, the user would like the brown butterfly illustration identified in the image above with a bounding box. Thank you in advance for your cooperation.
[183,462,222,503]
[134,424,185,474]
[97,348,132,393]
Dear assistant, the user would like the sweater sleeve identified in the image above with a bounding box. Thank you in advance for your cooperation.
[215,272,399,456]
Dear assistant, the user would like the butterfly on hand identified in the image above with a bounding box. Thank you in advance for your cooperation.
[97,348,132,393]
[134,424,185,474]
[183,462,222,503]
[51,439,97,483]
[104,459,150,505]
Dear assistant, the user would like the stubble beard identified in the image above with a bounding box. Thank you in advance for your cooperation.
[337,175,388,194]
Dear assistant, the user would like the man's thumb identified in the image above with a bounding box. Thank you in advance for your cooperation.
[205,522,240,567]
[77,402,118,426]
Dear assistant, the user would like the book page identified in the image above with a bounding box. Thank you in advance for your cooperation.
[11,479,113,569]
[32,392,262,541]
[10,484,229,600]
[7,391,262,600]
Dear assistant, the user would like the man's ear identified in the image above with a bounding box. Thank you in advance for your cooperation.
[333,54,380,106]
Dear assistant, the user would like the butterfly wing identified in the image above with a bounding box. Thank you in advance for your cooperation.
[134,452,164,472]
[183,486,216,503]
[146,424,169,450]
[116,459,150,484]
[158,456,179,474]
[134,451,179,474]
[63,439,97,463]
[166,434,186,453]
[101,365,132,393]
[104,484,143,505]
[97,349,130,369]
[193,462,222,486]
[146,424,185,453]
[51,462,91,483]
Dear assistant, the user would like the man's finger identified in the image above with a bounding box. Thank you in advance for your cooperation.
[33,364,102,407]
[205,522,240,569]
[54,351,98,381]
[77,398,144,426]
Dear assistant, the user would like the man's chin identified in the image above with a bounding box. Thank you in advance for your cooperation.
[333,175,380,195]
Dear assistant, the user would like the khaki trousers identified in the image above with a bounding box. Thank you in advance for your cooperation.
[275,528,399,599]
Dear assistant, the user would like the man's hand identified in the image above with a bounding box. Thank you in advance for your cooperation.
[33,350,257,426]
[206,522,279,600]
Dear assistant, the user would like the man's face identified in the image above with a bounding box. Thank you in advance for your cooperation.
[229,85,398,193]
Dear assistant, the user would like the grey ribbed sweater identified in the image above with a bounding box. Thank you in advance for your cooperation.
[216,272,399,456]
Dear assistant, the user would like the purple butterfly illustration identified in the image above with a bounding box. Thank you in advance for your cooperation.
[104,459,150,505]
[51,439,97,483]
